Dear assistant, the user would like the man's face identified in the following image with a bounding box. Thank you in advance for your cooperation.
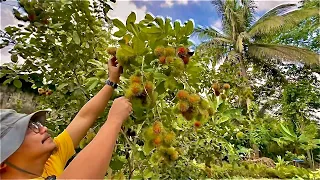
[14,122,56,159]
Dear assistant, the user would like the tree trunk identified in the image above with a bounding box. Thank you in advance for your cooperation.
[239,54,247,78]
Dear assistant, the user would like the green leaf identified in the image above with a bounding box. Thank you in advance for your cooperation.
[88,80,99,90]
[143,169,153,178]
[49,22,65,29]
[174,21,181,34]
[113,30,126,37]
[120,44,135,56]
[88,59,103,67]
[3,78,13,85]
[155,17,164,28]
[184,20,194,36]
[141,27,162,34]
[109,159,124,170]
[13,79,22,88]
[145,13,154,21]
[0,72,6,79]
[57,83,69,91]
[126,12,136,25]
[11,54,18,63]
[132,37,145,55]
[72,31,80,45]
[280,124,296,138]
[112,19,126,30]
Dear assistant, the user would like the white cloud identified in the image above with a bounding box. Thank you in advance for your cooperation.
[254,0,300,13]
[211,19,223,31]
[108,0,148,23]
[160,0,198,8]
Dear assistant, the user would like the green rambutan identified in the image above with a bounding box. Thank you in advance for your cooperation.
[170,151,179,161]
[164,47,175,56]
[173,57,185,69]
[200,99,209,109]
[107,47,117,56]
[164,131,175,146]
[165,56,174,64]
[154,46,165,57]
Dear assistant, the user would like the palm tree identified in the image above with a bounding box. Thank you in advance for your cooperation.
[194,0,319,77]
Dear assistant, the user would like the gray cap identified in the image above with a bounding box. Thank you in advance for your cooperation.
[0,109,48,163]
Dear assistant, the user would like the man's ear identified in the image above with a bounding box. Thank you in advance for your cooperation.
[0,163,7,173]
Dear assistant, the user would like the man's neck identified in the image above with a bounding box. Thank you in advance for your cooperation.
[2,156,48,179]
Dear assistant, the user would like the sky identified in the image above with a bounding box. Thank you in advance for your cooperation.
[0,0,301,64]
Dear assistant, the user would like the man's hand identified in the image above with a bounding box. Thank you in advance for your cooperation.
[108,57,122,83]
[108,97,132,124]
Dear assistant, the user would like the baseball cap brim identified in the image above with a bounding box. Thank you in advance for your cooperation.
[0,110,49,163]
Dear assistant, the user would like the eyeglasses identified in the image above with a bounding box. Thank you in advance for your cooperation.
[28,121,44,133]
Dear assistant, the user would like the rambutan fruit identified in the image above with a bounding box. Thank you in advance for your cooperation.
[177,90,189,100]
[164,131,175,146]
[179,101,190,112]
[187,94,201,105]
[194,121,201,128]
[164,47,175,56]
[212,83,220,91]
[165,56,174,64]
[159,56,166,64]
[166,147,176,155]
[154,46,165,57]
[144,81,154,94]
[220,94,227,100]
[223,83,230,89]
[208,107,214,116]
[200,99,209,109]
[214,89,220,96]
[38,88,45,95]
[144,127,154,138]
[153,121,162,134]
[182,109,194,120]
[177,46,188,56]
[173,57,185,69]
[130,75,142,84]
[236,132,244,139]
[125,89,134,99]
[170,151,179,161]
[153,136,162,146]
[129,83,143,96]
[107,47,117,56]
[182,56,190,64]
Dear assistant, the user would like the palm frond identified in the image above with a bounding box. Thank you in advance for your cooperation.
[258,3,296,22]
[249,7,319,37]
[212,0,225,18]
[248,43,320,65]
[193,26,229,41]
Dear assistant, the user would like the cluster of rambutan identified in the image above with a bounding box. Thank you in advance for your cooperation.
[106,46,136,66]
[154,46,191,65]
[143,121,180,163]
[211,82,231,100]
[38,88,53,96]
[176,90,214,128]
[125,73,157,108]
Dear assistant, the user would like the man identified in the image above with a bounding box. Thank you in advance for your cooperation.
[0,58,132,179]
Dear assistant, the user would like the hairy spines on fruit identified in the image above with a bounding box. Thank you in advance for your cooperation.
[173,57,185,69]
[212,83,220,91]
[153,136,162,146]
[178,101,189,112]
[187,94,201,105]
[182,56,190,64]
[223,83,230,89]
[177,90,189,100]
[170,151,179,161]
[164,47,175,56]
[153,121,162,134]
[130,75,142,84]
[144,81,154,94]
[165,56,174,64]
[159,56,166,64]
[164,131,175,146]
[194,121,201,128]
[129,83,143,96]
[154,46,165,57]
[200,99,209,109]
[177,46,188,56]
[107,47,117,56]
